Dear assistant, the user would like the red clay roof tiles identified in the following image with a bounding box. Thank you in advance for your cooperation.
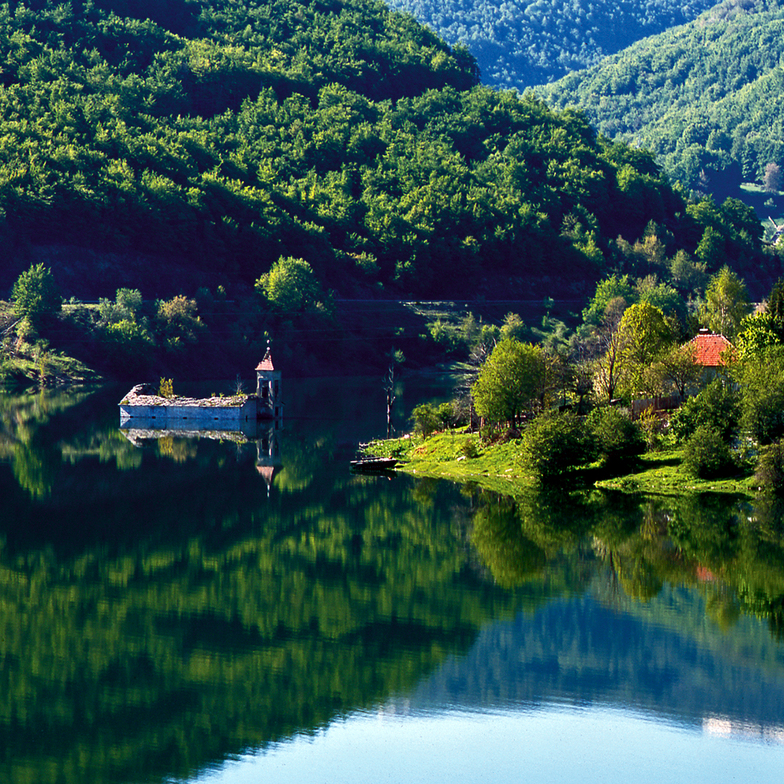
[688,331,733,367]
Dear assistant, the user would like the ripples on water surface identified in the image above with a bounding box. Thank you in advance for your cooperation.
[2,380,784,784]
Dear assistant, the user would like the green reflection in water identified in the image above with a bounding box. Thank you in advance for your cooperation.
[0,387,94,498]
[459,488,784,728]
[0,388,520,784]
[470,485,784,642]
[3,387,784,783]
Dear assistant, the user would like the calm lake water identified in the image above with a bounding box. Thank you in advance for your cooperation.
[3,377,784,783]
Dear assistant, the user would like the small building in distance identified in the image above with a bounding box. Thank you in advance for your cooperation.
[631,330,734,419]
[688,328,734,384]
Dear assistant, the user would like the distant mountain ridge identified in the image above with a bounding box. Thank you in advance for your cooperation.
[538,0,784,209]
[384,0,718,90]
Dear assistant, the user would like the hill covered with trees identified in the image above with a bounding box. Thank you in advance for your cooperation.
[1,0,782,382]
[384,0,716,91]
[539,0,784,208]
[0,0,776,303]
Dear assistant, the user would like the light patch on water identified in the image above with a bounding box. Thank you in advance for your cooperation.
[185,703,784,784]
[702,715,784,744]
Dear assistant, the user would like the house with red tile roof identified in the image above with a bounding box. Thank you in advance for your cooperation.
[631,330,734,418]
[687,329,734,384]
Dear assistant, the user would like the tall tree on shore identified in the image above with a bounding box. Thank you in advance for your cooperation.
[591,297,630,404]
[472,339,546,427]
[617,301,673,398]
[11,264,61,330]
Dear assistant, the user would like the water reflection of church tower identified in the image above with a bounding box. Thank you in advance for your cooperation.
[256,346,282,419]
[256,421,282,497]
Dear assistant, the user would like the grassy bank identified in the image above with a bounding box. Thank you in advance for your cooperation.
[366,429,759,498]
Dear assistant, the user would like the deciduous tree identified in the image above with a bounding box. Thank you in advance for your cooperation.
[737,347,784,444]
[518,410,596,481]
[11,263,61,328]
[736,313,781,360]
[471,339,546,427]
[764,163,783,193]
[653,342,702,397]
[617,301,673,398]
[699,266,751,339]
[255,257,330,316]
[591,296,630,403]
[582,274,635,326]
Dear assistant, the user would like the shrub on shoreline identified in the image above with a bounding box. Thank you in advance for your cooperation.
[587,406,645,466]
[518,410,596,481]
[755,440,784,495]
[683,425,735,479]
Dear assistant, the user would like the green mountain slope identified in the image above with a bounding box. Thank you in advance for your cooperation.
[539,0,784,207]
[0,0,776,311]
[384,0,716,91]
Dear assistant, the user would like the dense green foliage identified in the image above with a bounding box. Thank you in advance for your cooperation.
[411,400,443,436]
[0,0,773,311]
[10,262,61,327]
[615,301,672,397]
[683,423,736,478]
[471,339,546,426]
[699,266,751,339]
[586,406,644,465]
[736,312,781,358]
[0,0,477,296]
[386,0,716,90]
[255,256,331,315]
[518,409,595,479]
[539,2,784,200]
[1,0,782,384]
[670,378,740,443]
[755,439,784,494]
[736,346,784,444]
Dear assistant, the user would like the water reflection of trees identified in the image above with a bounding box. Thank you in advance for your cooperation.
[470,486,784,639]
[0,387,94,497]
[0,391,520,784]
[0,386,143,497]
[6,388,784,783]
[0,485,520,784]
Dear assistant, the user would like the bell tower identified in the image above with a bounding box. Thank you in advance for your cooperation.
[255,344,282,418]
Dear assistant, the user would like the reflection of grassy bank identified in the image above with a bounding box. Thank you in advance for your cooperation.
[367,430,759,497]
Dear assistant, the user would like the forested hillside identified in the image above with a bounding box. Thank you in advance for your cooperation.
[539,0,784,206]
[0,0,776,306]
[0,0,478,296]
[385,0,716,90]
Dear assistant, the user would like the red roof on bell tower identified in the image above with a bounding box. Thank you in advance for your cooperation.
[256,347,274,371]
